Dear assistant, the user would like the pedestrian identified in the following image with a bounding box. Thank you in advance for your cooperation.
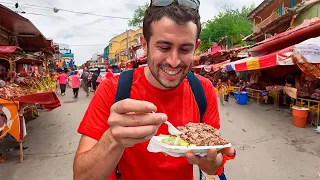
[57,70,68,96]
[71,71,80,98]
[74,1,235,180]
[80,69,90,97]
[91,70,100,92]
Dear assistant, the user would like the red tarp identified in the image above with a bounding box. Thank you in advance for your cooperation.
[15,92,61,111]
[250,18,320,52]
[0,46,17,53]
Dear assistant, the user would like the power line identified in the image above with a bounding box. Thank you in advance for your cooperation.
[68,44,108,47]
[0,1,132,20]
[5,5,65,18]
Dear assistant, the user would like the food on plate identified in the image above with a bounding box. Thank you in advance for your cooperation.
[161,135,191,147]
[161,123,229,147]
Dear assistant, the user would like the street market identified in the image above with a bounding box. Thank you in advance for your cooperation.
[0,0,320,180]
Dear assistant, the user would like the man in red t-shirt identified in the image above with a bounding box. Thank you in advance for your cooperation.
[74,1,235,180]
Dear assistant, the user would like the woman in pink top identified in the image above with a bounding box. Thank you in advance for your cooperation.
[71,71,80,98]
[57,71,68,96]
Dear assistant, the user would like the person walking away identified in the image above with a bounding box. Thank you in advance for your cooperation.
[218,69,230,106]
[57,71,68,96]
[74,1,235,180]
[71,71,80,98]
[81,69,90,97]
[91,70,99,92]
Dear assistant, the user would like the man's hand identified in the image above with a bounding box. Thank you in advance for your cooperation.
[186,147,235,175]
[108,99,167,148]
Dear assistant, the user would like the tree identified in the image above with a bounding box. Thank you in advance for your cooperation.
[128,3,149,28]
[198,5,255,52]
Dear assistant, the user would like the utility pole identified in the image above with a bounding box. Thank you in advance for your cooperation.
[126,30,130,61]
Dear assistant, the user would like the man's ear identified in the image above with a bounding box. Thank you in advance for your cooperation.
[141,36,148,57]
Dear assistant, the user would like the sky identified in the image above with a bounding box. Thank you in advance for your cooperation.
[1,0,263,65]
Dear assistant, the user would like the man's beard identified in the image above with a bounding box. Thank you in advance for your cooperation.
[147,54,193,89]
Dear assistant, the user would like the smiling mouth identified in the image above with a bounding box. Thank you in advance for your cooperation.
[160,67,182,76]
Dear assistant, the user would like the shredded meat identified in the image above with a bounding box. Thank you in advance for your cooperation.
[177,123,229,146]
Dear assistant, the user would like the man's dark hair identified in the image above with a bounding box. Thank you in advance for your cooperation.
[143,4,201,43]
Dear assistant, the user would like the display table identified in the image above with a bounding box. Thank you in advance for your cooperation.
[268,90,282,108]
[0,92,61,162]
[246,88,262,103]
[228,86,239,94]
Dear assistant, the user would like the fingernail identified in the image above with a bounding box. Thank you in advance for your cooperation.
[148,104,155,110]
[161,114,167,121]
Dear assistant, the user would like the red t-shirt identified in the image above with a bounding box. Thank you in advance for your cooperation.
[78,67,220,180]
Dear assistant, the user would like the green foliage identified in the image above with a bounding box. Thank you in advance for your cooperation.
[198,4,255,52]
[128,3,255,52]
[128,3,149,28]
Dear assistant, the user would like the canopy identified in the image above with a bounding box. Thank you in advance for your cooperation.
[204,60,231,72]
[193,65,207,69]
[225,46,294,72]
[0,46,17,54]
[249,18,320,53]
[225,36,320,72]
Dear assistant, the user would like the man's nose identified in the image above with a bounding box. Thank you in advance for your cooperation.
[167,50,180,68]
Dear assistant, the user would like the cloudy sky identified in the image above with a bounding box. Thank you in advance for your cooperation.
[2,0,262,65]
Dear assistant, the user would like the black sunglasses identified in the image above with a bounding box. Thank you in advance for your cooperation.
[150,0,200,10]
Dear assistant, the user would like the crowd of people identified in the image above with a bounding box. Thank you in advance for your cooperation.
[53,68,114,98]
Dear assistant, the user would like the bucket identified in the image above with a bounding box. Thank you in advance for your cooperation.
[292,106,309,128]
[236,91,248,105]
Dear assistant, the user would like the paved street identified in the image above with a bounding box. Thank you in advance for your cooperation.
[0,88,320,180]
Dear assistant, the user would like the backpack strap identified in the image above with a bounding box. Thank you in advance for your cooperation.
[187,72,207,180]
[114,69,135,103]
[187,72,207,122]
[114,69,135,180]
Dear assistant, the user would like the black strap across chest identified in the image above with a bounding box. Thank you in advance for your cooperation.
[114,68,207,180]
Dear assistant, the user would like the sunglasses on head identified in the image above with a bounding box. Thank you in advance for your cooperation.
[150,0,200,10]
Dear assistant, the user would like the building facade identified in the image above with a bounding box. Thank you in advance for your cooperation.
[245,0,320,42]
[108,28,143,63]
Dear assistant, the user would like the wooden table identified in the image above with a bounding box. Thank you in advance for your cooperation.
[228,86,239,94]
[268,90,282,108]
[246,88,262,103]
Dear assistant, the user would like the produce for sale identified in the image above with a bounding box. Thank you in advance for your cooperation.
[0,84,28,99]
[18,77,56,93]
[161,123,229,147]
[0,77,56,100]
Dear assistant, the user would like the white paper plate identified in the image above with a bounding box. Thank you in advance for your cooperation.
[150,136,232,154]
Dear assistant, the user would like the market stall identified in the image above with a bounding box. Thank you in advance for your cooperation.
[0,47,60,163]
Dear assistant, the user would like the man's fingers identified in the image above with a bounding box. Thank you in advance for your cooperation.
[117,133,155,147]
[111,125,160,139]
[186,152,200,165]
[219,147,235,156]
[205,149,218,161]
[111,99,157,114]
[109,113,167,127]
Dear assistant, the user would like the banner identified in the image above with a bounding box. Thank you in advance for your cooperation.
[0,99,20,141]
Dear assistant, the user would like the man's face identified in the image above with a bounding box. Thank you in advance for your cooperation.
[145,16,198,89]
